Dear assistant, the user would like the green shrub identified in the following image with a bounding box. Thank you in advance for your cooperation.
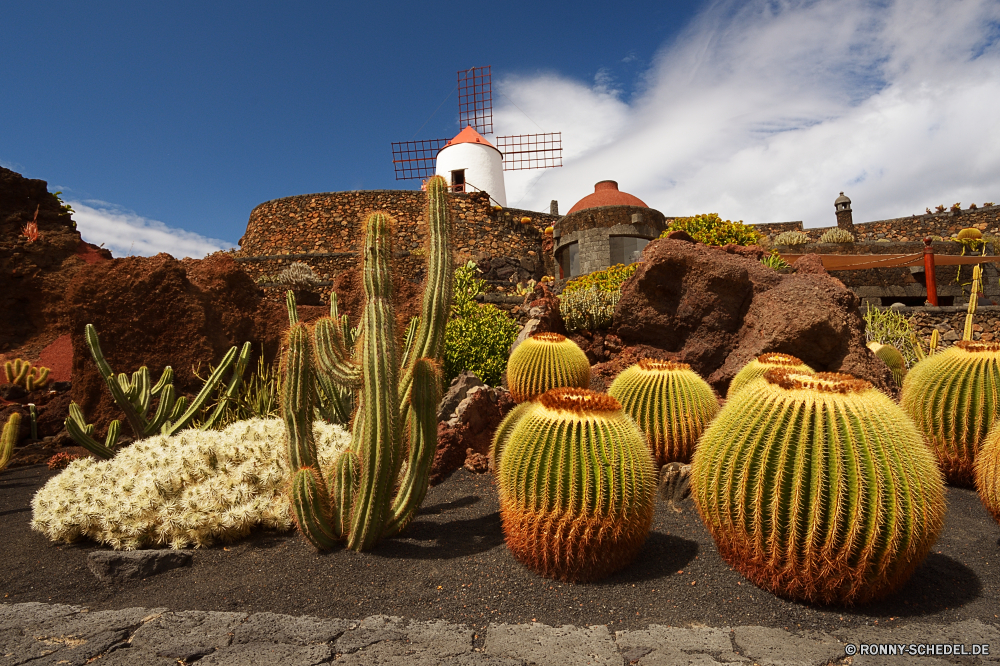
[562,263,637,295]
[560,286,621,332]
[819,228,855,243]
[773,230,811,246]
[444,260,518,386]
[759,251,790,270]
[660,213,760,247]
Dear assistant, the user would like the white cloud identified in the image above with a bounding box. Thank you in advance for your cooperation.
[497,0,1000,227]
[69,200,235,259]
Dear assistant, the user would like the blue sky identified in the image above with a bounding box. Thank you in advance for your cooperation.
[3,0,1000,257]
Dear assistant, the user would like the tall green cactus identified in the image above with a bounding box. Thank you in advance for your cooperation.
[497,388,657,582]
[1,412,20,471]
[867,341,907,386]
[65,325,251,459]
[901,339,1000,486]
[692,368,945,605]
[608,359,719,466]
[283,174,452,552]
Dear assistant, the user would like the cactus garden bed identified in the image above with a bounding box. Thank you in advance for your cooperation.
[1,462,997,634]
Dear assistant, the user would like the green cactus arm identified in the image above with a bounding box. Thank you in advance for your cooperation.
[151,366,173,396]
[964,264,982,341]
[385,357,441,537]
[2,361,13,384]
[198,341,252,431]
[1,413,20,470]
[133,367,152,415]
[25,366,50,391]
[84,325,151,438]
[398,317,420,372]
[312,366,353,424]
[313,318,363,389]
[286,290,299,326]
[65,402,115,459]
[159,345,239,436]
[347,212,403,552]
[105,420,121,449]
[331,451,358,538]
[144,384,178,436]
[12,360,29,386]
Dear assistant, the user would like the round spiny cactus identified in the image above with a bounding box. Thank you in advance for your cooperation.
[506,332,591,403]
[867,341,907,386]
[490,400,534,473]
[692,369,945,605]
[976,421,1000,525]
[958,227,983,240]
[727,352,813,399]
[607,359,719,465]
[498,388,657,582]
[901,340,1000,487]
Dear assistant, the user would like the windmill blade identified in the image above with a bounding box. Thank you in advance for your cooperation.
[391,138,449,180]
[458,66,493,135]
[496,133,563,171]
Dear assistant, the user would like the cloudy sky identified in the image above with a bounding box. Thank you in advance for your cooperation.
[3,0,998,258]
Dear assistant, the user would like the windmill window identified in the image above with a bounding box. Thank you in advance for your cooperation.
[451,169,466,193]
[610,235,650,265]
[557,241,580,279]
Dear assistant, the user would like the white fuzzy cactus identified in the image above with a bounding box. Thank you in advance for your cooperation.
[31,418,351,550]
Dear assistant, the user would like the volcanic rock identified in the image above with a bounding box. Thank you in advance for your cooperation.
[431,386,514,485]
[612,239,893,396]
[87,549,193,582]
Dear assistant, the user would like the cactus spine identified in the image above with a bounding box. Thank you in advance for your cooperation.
[506,332,590,403]
[726,352,812,399]
[867,341,907,386]
[282,175,452,552]
[65,325,251,458]
[608,359,719,465]
[902,339,1000,486]
[1,413,20,470]
[692,369,945,605]
[497,388,657,582]
[976,421,1000,525]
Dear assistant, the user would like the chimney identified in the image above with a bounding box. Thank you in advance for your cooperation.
[834,192,854,234]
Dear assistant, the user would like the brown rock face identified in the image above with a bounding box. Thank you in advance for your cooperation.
[430,386,514,485]
[613,239,893,396]
[65,253,292,434]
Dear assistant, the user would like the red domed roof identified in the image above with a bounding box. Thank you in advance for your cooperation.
[567,181,648,214]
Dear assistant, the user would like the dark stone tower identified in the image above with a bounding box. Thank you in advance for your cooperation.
[835,192,855,234]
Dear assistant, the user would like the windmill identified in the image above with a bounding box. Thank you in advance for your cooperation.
[390,66,562,207]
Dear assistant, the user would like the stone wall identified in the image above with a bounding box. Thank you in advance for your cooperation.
[880,305,1000,348]
[235,189,559,302]
[553,205,667,277]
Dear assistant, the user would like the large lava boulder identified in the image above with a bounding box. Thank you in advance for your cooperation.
[65,253,316,433]
[612,238,892,396]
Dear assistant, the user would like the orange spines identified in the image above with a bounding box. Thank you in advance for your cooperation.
[976,421,1000,525]
[726,352,813,399]
[497,388,657,582]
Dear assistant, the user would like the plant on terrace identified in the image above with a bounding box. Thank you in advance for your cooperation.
[660,213,760,247]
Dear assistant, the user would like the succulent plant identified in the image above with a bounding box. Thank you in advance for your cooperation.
[3,358,49,391]
[976,421,1000,525]
[1,412,20,471]
[497,388,657,582]
[692,369,945,605]
[819,228,855,243]
[867,341,907,385]
[902,340,1000,486]
[276,261,322,287]
[607,359,719,465]
[282,175,452,552]
[958,227,983,240]
[506,332,591,402]
[773,230,810,246]
[31,418,351,549]
[490,400,535,473]
[65,325,251,459]
[726,352,813,399]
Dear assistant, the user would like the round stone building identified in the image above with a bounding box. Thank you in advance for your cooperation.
[553,180,666,278]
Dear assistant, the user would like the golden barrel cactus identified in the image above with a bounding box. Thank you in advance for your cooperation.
[727,352,813,399]
[506,332,590,403]
[607,359,719,465]
[692,369,945,605]
[867,341,907,386]
[902,340,1000,486]
[498,388,657,582]
[975,422,1000,525]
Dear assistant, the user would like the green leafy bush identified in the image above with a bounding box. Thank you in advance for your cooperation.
[444,260,518,386]
[759,251,790,270]
[819,228,855,243]
[562,263,638,295]
[560,287,621,333]
[773,230,811,246]
[660,213,760,247]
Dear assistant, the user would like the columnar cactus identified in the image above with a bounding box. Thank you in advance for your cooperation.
[867,341,907,386]
[977,422,1000,525]
[726,352,812,399]
[1,412,20,471]
[506,332,590,403]
[3,359,49,391]
[901,340,1000,486]
[497,388,657,582]
[607,359,719,465]
[692,369,945,605]
[282,175,452,552]
[65,325,251,459]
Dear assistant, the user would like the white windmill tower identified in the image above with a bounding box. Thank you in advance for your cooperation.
[391,66,562,207]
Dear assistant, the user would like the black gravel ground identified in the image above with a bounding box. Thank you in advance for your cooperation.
[2,464,998,634]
